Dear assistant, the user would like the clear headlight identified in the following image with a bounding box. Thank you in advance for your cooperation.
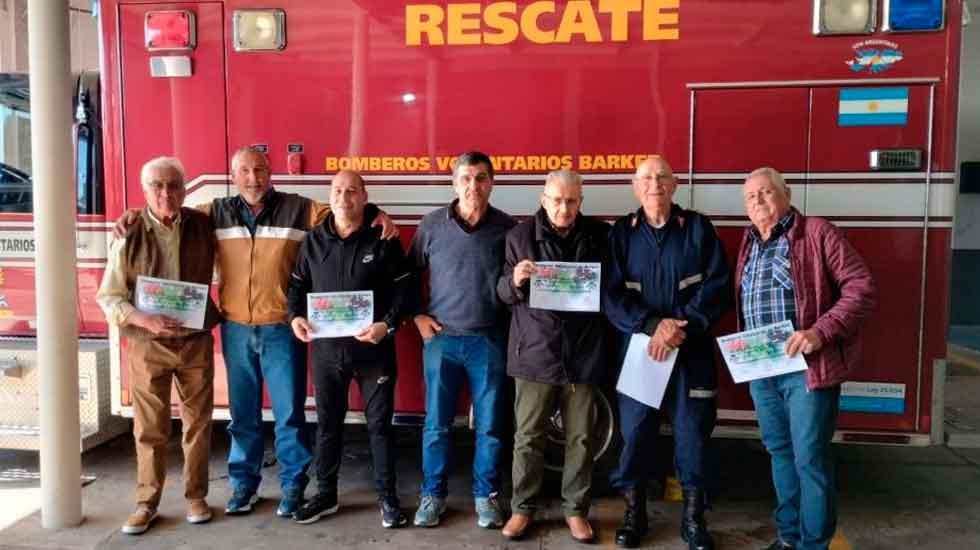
[233,9,286,51]
[813,0,876,35]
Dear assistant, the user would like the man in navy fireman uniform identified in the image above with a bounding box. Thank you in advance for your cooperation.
[604,156,730,550]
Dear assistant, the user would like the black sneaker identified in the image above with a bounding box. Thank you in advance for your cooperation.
[293,492,339,525]
[380,497,408,529]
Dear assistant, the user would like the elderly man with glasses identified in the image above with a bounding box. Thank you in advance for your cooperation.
[496,169,611,543]
[97,156,221,535]
[604,156,731,550]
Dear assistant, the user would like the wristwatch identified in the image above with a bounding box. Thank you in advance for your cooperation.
[384,321,396,336]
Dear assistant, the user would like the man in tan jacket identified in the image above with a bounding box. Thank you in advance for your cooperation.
[97,156,220,535]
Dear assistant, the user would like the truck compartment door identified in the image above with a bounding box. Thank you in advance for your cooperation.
[808,85,936,433]
[692,87,810,417]
[116,2,228,409]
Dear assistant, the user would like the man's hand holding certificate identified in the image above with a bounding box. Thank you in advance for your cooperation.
[134,276,209,331]
[528,261,601,312]
[716,320,809,383]
[300,291,375,339]
[649,318,687,361]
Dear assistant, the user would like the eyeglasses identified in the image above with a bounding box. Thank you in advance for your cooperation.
[542,194,581,207]
[146,180,183,192]
[636,174,674,183]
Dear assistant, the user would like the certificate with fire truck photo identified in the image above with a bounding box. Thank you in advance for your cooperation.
[716,320,808,384]
[529,262,601,312]
[134,276,209,330]
[306,291,374,339]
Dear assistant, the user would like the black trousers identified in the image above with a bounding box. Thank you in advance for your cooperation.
[312,361,397,498]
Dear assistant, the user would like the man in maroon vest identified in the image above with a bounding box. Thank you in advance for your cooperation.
[97,156,220,535]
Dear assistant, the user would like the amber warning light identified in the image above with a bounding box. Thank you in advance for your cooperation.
[145,11,197,50]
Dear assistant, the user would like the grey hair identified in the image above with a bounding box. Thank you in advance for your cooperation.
[746,166,789,195]
[140,156,185,190]
[545,169,583,188]
[231,145,270,172]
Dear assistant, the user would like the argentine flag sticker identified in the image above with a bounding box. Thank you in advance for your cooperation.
[838,87,909,127]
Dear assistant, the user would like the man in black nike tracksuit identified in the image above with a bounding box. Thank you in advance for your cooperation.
[286,170,413,529]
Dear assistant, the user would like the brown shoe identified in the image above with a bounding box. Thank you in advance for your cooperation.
[502,513,532,540]
[567,515,595,544]
[121,506,157,535]
[187,499,213,524]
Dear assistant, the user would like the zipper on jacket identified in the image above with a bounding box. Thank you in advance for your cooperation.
[348,238,361,279]
[341,238,351,363]
[234,202,259,325]
[248,231,256,324]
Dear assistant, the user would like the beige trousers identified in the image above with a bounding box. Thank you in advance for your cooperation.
[129,332,214,508]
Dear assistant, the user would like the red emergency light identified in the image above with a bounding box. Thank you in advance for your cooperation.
[145,11,196,51]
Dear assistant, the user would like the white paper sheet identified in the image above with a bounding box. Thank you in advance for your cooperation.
[716,320,809,383]
[529,261,601,312]
[307,291,374,339]
[615,333,678,409]
[135,275,209,330]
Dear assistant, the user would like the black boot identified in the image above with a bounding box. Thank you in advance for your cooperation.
[680,489,714,550]
[615,488,647,548]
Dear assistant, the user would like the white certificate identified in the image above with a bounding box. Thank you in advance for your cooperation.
[307,291,374,339]
[716,320,808,384]
[135,275,209,330]
[529,261,601,312]
[615,333,678,409]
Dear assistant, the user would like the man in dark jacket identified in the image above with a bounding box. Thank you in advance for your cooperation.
[737,167,876,550]
[496,170,609,543]
[286,170,412,529]
[604,156,730,550]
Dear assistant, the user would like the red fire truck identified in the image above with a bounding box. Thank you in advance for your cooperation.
[0,0,962,454]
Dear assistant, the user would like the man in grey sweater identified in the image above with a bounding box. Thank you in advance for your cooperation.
[409,152,516,529]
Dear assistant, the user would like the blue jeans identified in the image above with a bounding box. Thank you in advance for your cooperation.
[421,333,506,498]
[750,371,840,550]
[223,321,311,493]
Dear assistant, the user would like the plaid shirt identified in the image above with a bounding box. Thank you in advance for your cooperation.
[740,212,797,330]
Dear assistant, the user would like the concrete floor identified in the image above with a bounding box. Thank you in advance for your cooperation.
[2,422,980,550]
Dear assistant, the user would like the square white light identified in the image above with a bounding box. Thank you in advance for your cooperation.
[233,9,286,51]
[813,0,876,35]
